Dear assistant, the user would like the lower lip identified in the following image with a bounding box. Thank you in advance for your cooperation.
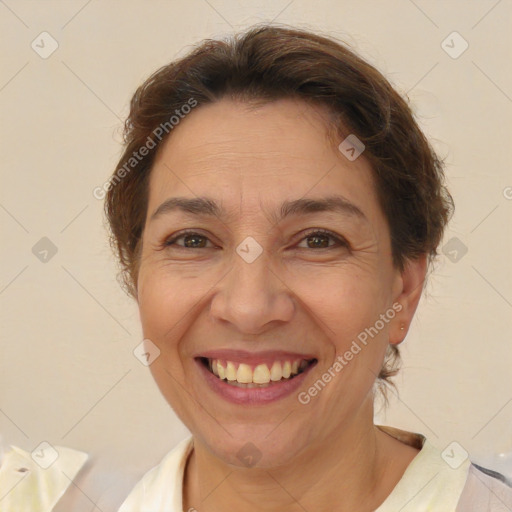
[195,359,316,405]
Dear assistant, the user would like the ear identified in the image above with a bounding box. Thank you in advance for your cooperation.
[389,254,427,345]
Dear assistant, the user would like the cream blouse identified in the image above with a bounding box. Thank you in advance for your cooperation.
[118,425,512,511]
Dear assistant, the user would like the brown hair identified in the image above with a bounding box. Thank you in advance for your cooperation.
[104,24,454,399]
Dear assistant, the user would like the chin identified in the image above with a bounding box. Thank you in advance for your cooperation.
[195,422,313,469]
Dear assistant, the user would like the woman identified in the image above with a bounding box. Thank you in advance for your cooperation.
[104,25,512,511]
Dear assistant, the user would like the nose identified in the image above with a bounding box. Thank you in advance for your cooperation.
[209,246,295,334]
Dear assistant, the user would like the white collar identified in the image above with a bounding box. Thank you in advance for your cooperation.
[375,426,470,511]
[118,426,471,511]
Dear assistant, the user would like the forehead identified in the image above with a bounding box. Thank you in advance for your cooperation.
[147,97,380,223]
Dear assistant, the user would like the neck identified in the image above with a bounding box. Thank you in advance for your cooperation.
[183,397,413,512]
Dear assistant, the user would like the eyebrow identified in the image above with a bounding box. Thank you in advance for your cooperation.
[150,195,368,224]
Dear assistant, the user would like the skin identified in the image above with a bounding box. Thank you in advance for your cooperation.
[136,97,427,511]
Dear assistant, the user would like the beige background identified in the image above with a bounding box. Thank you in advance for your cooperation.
[0,0,511,509]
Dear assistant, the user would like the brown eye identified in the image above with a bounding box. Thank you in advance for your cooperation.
[164,231,213,249]
[297,229,347,250]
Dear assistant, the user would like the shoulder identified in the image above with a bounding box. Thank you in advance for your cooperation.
[374,425,512,512]
[456,463,512,511]
[117,436,194,511]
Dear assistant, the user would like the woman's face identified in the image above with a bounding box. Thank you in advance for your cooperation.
[137,97,420,467]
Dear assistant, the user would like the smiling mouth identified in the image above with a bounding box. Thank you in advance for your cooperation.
[197,357,317,388]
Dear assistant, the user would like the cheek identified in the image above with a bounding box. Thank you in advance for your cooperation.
[290,266,393,389]
[137,270,185,347]
[138,250,393,345]
[137,266,214,351]
[138,272,192,409]
[291,263,390,331]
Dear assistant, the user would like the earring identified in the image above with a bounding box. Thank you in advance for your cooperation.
[400,323,405,331]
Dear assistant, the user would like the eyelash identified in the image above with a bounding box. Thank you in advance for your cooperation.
[162,228,348,251]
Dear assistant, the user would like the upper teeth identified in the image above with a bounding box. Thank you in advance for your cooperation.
[209,359,308,384]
